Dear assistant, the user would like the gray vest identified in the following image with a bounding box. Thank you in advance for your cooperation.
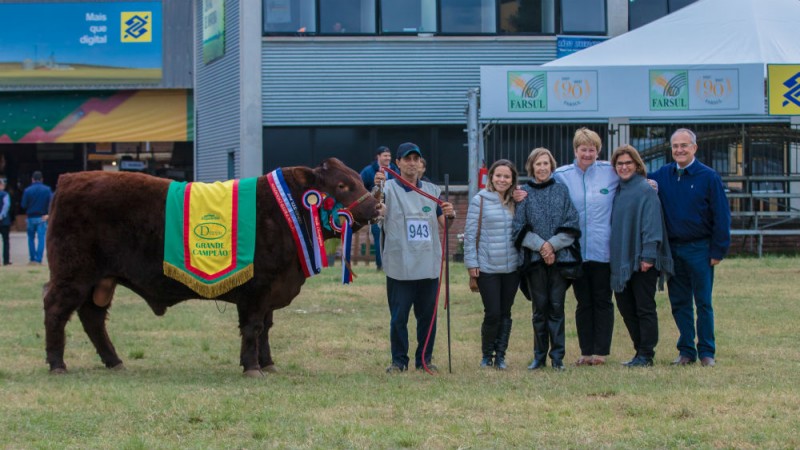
[381,179,442,280]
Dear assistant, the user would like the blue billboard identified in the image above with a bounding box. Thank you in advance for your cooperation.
[0,1,162,85]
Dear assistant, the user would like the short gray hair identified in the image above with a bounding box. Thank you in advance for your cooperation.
[671,128,696,145]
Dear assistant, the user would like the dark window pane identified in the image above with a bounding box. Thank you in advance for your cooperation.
[629,0,667,30]
[441,0,496,34]
[668,0,697,12]
[499,0,555,34]
[320,0,376,34]
[263,127,313,170]
[263,0,316,33]
[313,127,371,170]
[560,0,605,34]
[380,0,436,33]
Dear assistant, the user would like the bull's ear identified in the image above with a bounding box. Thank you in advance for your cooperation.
[292,167,317,186]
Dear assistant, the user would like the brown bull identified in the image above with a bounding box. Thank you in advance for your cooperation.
[43,158,380,376]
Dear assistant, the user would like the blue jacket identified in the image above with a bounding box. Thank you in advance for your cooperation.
[463,189,519,274]
[553,160,618,263]
[0,191,10,226]
[648,160,731,260]
[21,182,53,218]
[359,161,398,191]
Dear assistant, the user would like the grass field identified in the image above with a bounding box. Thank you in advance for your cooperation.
[1,257,798,448]
[0,63,161,85]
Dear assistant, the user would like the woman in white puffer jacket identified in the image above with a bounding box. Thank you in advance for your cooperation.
[463,159,521,370]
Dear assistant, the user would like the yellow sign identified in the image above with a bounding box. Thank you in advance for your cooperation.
[121,11,153,42]
[767,64,800,115]
[187,180,236,276]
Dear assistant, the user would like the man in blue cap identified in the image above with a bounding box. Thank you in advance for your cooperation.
[374,142,455,373]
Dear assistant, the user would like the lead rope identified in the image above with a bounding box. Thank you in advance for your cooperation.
[381,167,450,375]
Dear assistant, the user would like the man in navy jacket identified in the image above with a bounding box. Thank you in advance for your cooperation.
[21,171,53,265]
[649,128,730,368]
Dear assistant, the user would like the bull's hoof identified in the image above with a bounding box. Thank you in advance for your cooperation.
[50,367,67,375]
[263,365,278,374]
[110,363,126,371]
[243,369,265,378]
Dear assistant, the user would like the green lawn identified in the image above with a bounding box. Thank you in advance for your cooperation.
[1,257,798,448]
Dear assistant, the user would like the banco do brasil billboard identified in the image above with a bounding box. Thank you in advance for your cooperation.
[0,2,162,86]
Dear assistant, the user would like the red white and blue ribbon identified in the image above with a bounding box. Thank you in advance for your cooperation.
[302,190,328,270]
[338,210,354,284]
[267,168,319,278]
[330,209,355,284]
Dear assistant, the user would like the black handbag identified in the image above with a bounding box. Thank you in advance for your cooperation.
[557,240,583,280]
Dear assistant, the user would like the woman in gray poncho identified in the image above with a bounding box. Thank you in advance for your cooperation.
[610,145,674,368]
[513,148,581,371]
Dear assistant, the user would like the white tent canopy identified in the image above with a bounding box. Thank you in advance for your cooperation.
[544,0,800,67]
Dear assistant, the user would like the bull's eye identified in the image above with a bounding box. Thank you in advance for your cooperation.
[337,182,348,191]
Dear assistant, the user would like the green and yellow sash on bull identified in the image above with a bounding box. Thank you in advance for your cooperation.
[163,178,258,298]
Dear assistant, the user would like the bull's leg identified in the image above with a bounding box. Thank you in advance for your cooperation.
[257,309,277,373]
[77,300,124,370]
[43,282,91,373]
[237,304,267,377]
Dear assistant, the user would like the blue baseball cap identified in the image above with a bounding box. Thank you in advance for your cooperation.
[396,142,422,159]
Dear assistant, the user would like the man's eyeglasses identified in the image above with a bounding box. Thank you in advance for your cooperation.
[671,143,693,149]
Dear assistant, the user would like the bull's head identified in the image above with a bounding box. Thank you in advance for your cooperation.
[300,158,381,236]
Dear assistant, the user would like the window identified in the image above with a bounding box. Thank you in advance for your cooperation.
[629,0,697,30]
[668,0,696,11]
[628,0,667,30]
[263,0,316,33]
[560,0,605,34]
[320,0,376,34]
[441,0,496,34]
[379,0,436,33]
[262,0,606,36]
[499,0,555,34]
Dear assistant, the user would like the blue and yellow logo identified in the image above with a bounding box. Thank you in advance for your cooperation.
[121,11,152,43]
[768,64,800,115]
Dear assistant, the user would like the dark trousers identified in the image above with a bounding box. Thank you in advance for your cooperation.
[0,224,8,265]
[386,276,438,369]
[371,223,382,268]
[614,268,659,359]
[524,264,568,363]
[477,271,519,357]
[572,261,614,356]
[668,239,715,360]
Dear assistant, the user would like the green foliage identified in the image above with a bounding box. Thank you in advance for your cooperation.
[1,257,799,448]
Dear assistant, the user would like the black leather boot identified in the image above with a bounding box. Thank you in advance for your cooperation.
[494,317,512,370]
[480,319,497,367]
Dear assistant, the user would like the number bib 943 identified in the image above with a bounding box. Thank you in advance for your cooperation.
[406,219,431,241]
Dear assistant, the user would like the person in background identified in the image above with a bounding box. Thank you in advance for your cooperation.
[514,148,580,371]
[21,171,52,266]
[375,142,456,373]
[0,178,11,266]
[609,145,673,367]
[648,128,730,367]
[553,127,617,367]
[360,146,397,270]
[418,156,432,183]
[463,159,520,370]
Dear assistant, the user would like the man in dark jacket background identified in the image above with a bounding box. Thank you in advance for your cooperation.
[21,171,53,265]
[360,146,397,270]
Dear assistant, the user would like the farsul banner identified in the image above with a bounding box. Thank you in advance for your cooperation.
[480,64,765,120]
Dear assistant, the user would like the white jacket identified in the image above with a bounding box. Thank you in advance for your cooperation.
[463,189,519,274]
[553,161,618,263]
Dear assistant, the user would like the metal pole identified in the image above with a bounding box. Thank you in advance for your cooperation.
[444,173,452,374]
[467,88,480,200]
